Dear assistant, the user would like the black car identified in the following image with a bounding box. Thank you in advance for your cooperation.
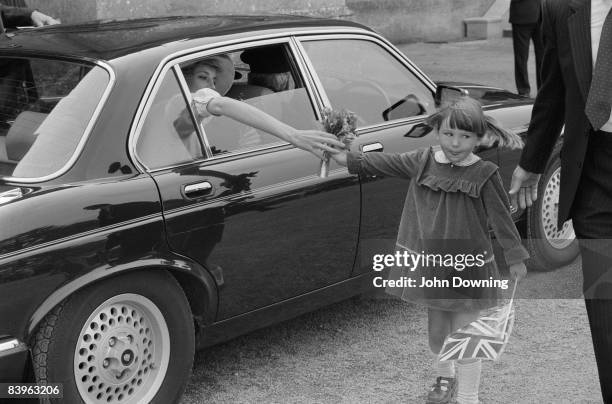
[0,15,577,403]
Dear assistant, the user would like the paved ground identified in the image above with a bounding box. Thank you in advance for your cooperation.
[181,37,603,403]
[396,37,535,97]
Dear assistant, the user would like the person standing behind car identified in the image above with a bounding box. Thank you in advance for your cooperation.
[509,0,612,401]
[510,0,543,97]
[0,4,59,28]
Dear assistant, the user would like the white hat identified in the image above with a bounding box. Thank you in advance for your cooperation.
[184,54,236,96]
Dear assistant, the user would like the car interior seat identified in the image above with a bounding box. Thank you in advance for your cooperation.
[3,111,47,162]
[225,83,274,100]
[203,83,283,154]
[136,101,199,169]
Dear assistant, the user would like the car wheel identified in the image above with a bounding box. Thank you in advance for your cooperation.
[32,270,195,404]
[526,153,579,270]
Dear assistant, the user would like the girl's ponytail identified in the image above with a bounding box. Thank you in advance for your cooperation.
[426,95,524,150]
[484,114,524,150]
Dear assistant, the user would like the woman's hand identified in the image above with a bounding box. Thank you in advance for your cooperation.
[508,262,527,281]
[289,129,345,160]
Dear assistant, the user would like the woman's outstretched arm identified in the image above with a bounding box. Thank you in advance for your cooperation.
[206,95,343,159]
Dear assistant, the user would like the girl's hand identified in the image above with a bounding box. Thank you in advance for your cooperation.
[508,262,527,281]
[325,147,348,166]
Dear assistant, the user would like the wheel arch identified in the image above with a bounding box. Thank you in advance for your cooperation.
[25,256,218,341]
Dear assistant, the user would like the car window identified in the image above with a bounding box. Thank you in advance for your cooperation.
[301,39,435,127]
[135,69,204,170]
[178,45,319,157]
[0,58,109,179]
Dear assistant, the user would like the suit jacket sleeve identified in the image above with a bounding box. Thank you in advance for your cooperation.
[519,0,566,173]
[0,4,34,28]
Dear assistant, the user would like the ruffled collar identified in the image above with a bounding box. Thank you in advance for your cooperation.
[414,148,496,198]
[434,150,481,166]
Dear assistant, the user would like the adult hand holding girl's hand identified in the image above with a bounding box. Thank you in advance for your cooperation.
[509,166,541,209]
[508,262,527,281]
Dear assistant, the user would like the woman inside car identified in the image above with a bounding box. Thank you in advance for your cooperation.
[174,54,342,158]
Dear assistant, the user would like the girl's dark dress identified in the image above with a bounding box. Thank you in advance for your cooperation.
[347,147,528,312]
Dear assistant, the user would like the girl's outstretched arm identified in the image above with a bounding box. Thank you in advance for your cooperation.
[342,148,426,179]
[205,95,344,159]
[320,148,423,179]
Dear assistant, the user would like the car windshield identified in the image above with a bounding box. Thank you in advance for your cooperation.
[0,57,110,180]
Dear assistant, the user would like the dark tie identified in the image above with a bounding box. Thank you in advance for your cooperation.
[586,8,612,130]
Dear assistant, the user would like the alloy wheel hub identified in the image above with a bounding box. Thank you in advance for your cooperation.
[541,167,575,249]
[74,294,169,404]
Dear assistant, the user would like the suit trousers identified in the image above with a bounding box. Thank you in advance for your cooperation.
[572,130,612,402]
[511,23,543,96]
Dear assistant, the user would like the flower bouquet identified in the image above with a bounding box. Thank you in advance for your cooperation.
[319,107,358,178]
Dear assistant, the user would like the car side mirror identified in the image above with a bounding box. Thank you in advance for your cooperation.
[382,94,426,121]
[404,122,433,138]
[435,85,468,107]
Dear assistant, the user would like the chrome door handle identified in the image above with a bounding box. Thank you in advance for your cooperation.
[361,142,383,153]
[183,181,213,198]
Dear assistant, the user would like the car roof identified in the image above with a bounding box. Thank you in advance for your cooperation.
[0,14,371,62]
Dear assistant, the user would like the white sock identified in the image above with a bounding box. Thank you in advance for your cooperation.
[456,359,481,404]
[433,358,455,378]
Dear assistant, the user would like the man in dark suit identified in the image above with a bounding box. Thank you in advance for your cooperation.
[510,0,544,96]
[510,0,612,401]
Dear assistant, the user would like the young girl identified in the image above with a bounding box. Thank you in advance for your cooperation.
[325,96,528,404]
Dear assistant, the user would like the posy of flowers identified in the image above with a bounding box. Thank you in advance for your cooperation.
[319,108,358,177]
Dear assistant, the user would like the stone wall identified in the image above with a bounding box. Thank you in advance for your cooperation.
[25,0,349,22]
[94,0,349,19]
[345,0,495,43]
[24,0,494,43]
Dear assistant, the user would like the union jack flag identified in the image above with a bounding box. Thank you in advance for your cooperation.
[438,282,517,362]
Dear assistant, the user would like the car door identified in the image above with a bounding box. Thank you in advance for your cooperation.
[133,42,360,320]
[297,35,498,275]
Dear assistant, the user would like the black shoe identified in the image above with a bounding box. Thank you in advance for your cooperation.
[425,376,456,404]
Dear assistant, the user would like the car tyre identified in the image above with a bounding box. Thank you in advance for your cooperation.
[525,152,579,270]
[32,270,194,404]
